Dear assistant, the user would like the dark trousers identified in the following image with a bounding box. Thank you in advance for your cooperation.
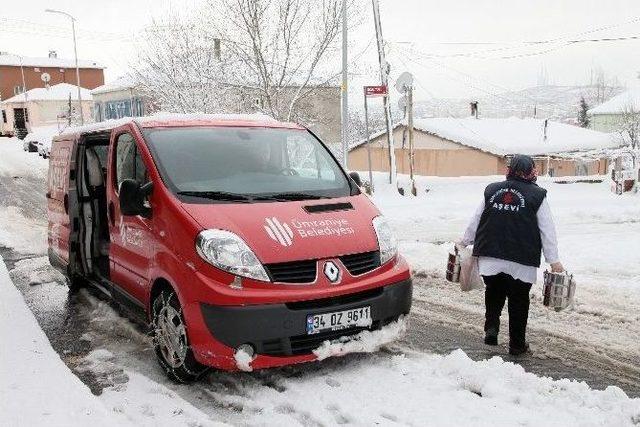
[483,273,533,350]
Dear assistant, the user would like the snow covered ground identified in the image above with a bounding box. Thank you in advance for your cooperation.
[0,138,639,426]
[372,172,640,361]
[0,255,117,427]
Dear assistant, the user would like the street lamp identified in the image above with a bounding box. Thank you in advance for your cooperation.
[44,8,84,125]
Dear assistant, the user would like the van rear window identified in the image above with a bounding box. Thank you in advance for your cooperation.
[143,127,351,201]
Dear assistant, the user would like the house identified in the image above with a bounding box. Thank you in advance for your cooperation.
[91,75,154,121]
[1,83,93,137]
[588,86,640,132]
[237,85,341,148]
[349,117,620,177]
[0,52,104,103]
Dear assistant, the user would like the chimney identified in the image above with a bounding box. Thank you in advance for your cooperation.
[48,50,57,58]
[213,39,221,61]
[470,101,479,119]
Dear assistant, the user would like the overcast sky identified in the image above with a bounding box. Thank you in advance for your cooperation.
[2,0,640,101]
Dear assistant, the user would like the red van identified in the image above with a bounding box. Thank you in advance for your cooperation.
[47,114,412,382]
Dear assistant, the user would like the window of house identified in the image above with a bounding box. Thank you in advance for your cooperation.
[1,110,6,123]
[13,85,25,95]
[114,133,147,191]
[34,67,40,72]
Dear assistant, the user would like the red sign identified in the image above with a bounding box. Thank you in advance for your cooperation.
[364,85,388,97]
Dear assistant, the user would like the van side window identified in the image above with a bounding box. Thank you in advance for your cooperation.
[115,133,148,190]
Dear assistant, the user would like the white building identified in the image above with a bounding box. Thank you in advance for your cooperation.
[1,83,93,137]
[588,87,640,133]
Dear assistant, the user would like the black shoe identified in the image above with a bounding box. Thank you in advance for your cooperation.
[484,328,498,346]
[509,343,530,356]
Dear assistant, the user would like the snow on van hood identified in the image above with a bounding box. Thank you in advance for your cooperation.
[181,195,381,264]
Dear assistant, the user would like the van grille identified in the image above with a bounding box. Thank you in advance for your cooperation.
[264,260,317,283]
[339,251,381,276]
[256,316,400,356]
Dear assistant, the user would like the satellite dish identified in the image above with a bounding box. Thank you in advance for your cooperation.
[395,72,414,93]
[41,73,51,83]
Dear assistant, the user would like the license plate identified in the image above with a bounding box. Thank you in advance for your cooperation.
[306,306,371,334]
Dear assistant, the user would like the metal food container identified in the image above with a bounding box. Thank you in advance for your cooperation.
[446,248,461,283]
[543,271,576,311]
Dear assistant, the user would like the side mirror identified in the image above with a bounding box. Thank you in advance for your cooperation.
[348,171,362,187]
[120,179,153,217]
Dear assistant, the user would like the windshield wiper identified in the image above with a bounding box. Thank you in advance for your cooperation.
[258,192,327,201]
[177,191,252,202]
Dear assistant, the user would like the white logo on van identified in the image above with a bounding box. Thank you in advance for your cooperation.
[264,217,294,247]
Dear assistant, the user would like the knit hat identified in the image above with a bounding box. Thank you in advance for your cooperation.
[507,154,537,183]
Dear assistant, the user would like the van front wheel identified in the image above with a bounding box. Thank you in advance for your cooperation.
[152,289,208,383]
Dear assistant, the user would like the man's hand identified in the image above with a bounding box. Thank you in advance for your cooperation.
[550,262,564,273]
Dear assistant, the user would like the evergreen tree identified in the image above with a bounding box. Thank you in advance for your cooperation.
[578,96,590,128]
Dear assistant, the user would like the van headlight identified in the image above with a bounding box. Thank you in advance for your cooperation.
[196,229,270,282]
[372,216,398,265]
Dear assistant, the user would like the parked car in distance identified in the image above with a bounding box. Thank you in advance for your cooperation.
[22,133,39,152]
[38,139,52,158]
[24,126,61,157]
[47,114,413,383]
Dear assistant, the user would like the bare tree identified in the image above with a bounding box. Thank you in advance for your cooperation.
[589,67,620,105]
[617,103,640,170]
[133,13,237,114]
[134,0,354,122]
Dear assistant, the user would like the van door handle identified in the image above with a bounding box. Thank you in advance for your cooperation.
[45,191,52,199]
[108,202,115,227]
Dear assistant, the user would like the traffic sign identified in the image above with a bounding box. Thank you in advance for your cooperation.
[364,85,388,97]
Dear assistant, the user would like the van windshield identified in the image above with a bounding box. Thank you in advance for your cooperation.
[143,127,353,201]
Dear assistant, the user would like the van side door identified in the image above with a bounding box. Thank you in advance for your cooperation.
[106,127,154,305]
[47,137,76,274]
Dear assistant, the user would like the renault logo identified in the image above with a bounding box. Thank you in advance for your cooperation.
[323,261,341,283]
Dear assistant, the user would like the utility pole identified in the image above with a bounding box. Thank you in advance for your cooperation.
[372,0,397,185]
[340,0,349,168]
[407,84,416,195]
[19,57,29,133]
[45,9,84,125]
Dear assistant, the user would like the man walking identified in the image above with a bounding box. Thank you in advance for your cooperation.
[460,154,563,355]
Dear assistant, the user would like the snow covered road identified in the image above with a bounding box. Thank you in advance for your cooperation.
[1,138,639,426]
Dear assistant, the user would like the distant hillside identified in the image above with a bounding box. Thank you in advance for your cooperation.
[413,85,624,124]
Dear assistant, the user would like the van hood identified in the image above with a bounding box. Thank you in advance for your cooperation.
[181,195,381,264]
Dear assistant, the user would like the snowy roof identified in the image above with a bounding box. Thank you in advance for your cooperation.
[587,86,640,115]
[59,112,282,136]
[2,83,93,103]
[0,53,103,69]
[354,117,619,156]
[91,75,136,95]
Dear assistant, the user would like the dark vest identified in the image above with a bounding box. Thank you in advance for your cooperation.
[472,178,547,267]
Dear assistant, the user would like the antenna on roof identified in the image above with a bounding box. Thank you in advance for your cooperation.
[41,72,51,89]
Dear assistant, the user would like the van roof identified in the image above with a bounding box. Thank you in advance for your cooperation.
[58,113,305,138]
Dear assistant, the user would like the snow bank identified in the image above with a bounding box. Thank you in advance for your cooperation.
[0,138,49,178]
[0,256,122,427]
[313,317,407,360]
[213,349,640,426]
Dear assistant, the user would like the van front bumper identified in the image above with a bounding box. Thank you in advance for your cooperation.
[199,278,412,359]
